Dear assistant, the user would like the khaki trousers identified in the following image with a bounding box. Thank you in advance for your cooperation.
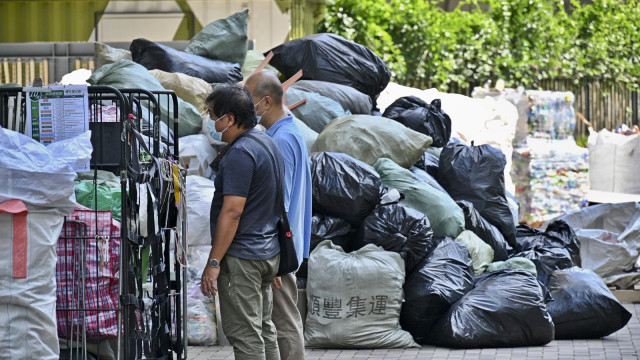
[218,254,280,360]
[272,273,305,360]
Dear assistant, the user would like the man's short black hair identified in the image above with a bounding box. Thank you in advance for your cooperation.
[205,85,257,130]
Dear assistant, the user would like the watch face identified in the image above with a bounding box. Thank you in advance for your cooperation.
[208,259,219,267]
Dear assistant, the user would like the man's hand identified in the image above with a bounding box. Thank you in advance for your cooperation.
[271,276,283,290]
[201,266,221,297]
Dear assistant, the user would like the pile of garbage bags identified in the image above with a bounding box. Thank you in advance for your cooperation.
[80,9,636,349]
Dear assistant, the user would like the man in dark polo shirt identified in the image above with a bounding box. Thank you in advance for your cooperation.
[200,85,284,360]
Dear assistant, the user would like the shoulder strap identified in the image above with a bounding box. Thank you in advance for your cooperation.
[241,133,290,227]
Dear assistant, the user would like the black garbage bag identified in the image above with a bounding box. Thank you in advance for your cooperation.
[382,97,452,147]
[130,38,243,84]
[310,152,384,225]
[409,166,447,195]
[400,238,473,344]
[413,150,440,178]
[437,143,516,248]
[267,33,391,103]
[428,269,555,348]
[547,267,631,339]
[456,200,511,261]
[544,220,582,267]
[310,214,353,253]
[513,225,575,285]
[354,203,435,273]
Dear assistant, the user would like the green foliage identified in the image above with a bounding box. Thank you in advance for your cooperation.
[319,0,640,91]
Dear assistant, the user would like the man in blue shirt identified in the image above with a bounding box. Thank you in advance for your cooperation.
[246,71,312,360]
[200,85,284,359]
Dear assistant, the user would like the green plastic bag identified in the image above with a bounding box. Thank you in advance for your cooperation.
[75,181,122,222]
[185,10,248,66]
[455,230,494,275]
[374,157,464,238]
[486,257,538,278]
[313,115,432,168]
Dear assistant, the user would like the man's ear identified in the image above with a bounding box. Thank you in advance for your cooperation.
[227,113,236,126]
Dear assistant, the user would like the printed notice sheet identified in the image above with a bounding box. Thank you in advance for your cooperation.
[26,85,90,171]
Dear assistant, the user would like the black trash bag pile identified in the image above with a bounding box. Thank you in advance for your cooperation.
[513,223,577,285]
[547,267,632,339]
[456,200,511,261]
[409,166,447,194]
[310,214,354,253]
[400,238,474,344]
[382,97,452,147]
[267,33,391,104]
[428,269,555,348]
[130,38,243,84]
[310,152,384,225]
[354,203,436,274]
[437,143,516,248]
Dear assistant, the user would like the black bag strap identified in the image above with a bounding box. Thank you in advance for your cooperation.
[240,132,291,231]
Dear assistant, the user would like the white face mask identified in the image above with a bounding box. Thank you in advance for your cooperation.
[254,97,267,124]
[207,113,229,142]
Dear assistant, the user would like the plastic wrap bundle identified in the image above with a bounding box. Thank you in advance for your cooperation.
[304,241,419,348]
[438,143,516,247]
[382,97,452,147]
[130,38,242,84]
[267,33,391,103]
[526,91,576,140]
[512,136,589,223]
[186,285,218,345]
[456,200,510,261]
[309,152,384,225]
[552,202,640,281]
[428,270,554,348]
[355,203,436,273]
[185,176,215,246]
[547,267,631,339]
[400,238,474,344]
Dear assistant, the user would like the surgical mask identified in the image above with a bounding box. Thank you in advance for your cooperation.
[254,97,267,124]
[207,113,229,142]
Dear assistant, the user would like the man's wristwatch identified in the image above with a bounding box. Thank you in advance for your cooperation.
[207,258,220,268]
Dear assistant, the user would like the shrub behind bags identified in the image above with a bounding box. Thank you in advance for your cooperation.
[185,10,248,66]
[355,203,436,273]
[268,33,391,103]
[400,238,473,344]
[130,38,242,84]
[438,143,516,247]
[383,97,452,147]
[375,158,465,238]
[547,267,631,339]
[429,270,554,348]
[310,152,383,225]
[304,240,419,348]
[312,115,432,168]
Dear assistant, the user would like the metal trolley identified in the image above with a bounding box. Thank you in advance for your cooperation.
[0,85,188,360]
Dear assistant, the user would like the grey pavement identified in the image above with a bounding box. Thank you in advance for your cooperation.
[186,303,640,359]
